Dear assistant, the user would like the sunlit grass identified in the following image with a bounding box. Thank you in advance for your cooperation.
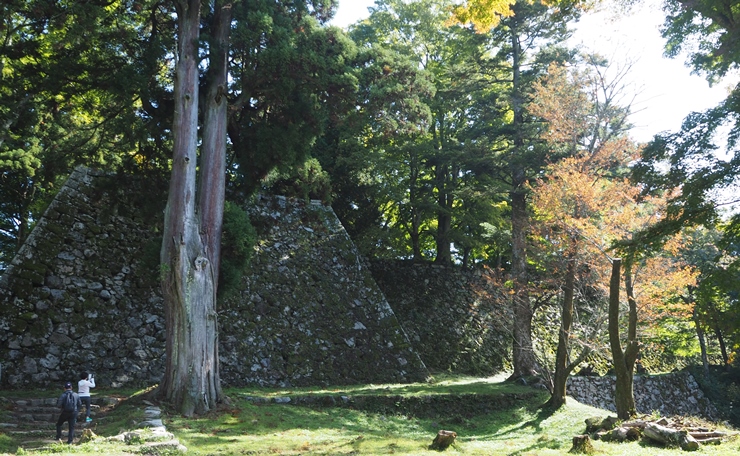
[231,372,518,398]
[3,377,739,455]
[167,380,740,456]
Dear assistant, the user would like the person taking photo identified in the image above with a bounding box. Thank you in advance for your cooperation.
[77,371,96,422]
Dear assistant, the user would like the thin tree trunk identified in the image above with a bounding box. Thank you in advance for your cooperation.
[510,190,536,378]
[693,306,709,374]
[706,301,728,365]
[609,259,636,420]
[549,246,577,408]
[715,325,729,366]
[409,151,423,261]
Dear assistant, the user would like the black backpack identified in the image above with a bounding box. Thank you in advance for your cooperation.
[62,391,76,412]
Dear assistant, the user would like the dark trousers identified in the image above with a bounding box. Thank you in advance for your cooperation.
[56,410,77,443]
[80,396,91,418]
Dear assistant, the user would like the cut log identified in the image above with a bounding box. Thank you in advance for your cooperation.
[598,426,641,442]
[621,419,648,430]
[644,423,699,451]
[689,431,726,439]
[429,430,457,451]
[694,437,722,445]
[570,434,594,454]
[585,416,618,433]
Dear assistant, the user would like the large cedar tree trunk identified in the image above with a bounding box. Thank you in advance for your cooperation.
[159,0,230,416]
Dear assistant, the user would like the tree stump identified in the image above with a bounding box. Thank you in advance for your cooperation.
[78,428,97,444]
[429,430,457,451]
[570,434,594,454]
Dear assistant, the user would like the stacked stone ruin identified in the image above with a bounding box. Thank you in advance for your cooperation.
[0,167,718,420]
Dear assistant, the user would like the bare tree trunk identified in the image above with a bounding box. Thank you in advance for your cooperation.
[549,248,577,408]
[435,164,452,264]
[706,300,728,365]
[196,0,232,407]
[409,151,423,261]
[547,240,593,408]
[608,258,637,420]
[691,303,709,374]
[160,0,221,417]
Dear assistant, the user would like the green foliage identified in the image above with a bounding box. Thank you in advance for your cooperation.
[264,158,333,203]
[0,0,174,269]
[322,0,522,265]
[662,0,740,81]
[632,0,740,370]
[0,432,17,454]
[227,1,358,195]
[218,201,257,302]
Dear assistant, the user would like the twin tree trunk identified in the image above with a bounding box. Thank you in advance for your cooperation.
[608,259,638,419]
[160,0,231,417]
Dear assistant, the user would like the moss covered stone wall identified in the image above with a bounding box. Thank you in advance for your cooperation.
[0,169,430,389]
[219,195,430,387]
[369,261,513,375]
[0,167,165,388]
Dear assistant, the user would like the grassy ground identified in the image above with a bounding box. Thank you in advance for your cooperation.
[2,375,738,455]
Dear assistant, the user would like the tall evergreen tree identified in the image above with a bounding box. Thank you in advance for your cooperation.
[483,0,581,378]
[339,0,509,264]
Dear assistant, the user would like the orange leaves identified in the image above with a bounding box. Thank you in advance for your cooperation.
[529,60,695,327]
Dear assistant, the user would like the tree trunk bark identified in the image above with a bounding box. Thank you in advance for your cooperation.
[508,25,536,379]
[570,435,594,454]
[644,423,700,451]
[510,190,536,378]
[160,0,220,417]
[715,325,729,366]
[200,0,231,290]
[409,152,423,261]
[196,0,232,407]
[549,246,577,408]
[609,259,636,420]
[434,162,452,265]
[705,300,728,365]
[692,306,709,374]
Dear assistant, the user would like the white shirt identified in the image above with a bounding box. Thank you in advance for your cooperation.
[78,378,96,397]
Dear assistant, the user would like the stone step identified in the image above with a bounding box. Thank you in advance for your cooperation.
[5,417,96,427]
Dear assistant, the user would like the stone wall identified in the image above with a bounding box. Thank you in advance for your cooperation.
[0,167,165,388]
[567,371,718,419]
[0,168,430,388]
[370,261,512,375]
[218,194,429,387]
[0,168,720,420]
